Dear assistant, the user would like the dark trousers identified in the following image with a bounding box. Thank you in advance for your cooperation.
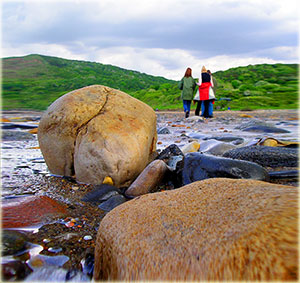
[195,101,201,116]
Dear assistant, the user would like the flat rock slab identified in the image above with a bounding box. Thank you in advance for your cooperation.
[2,195,68,228]
[2,130,36,141]
[178,152,269,186]
[223,145,298,167]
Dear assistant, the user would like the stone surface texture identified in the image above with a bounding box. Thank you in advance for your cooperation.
[94,178,298,281]
[125,159,170,197]
[2,196,68,228]
[38,85,157,186]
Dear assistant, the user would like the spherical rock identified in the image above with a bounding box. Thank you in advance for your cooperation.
[38,85,157,186]
[94,178,298,281]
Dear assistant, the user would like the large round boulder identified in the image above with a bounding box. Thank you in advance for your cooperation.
[94,178,298,281]
[38,85,157,186]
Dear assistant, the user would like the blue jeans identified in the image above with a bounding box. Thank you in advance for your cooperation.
[201,100,213,117]
[183,100,191,112]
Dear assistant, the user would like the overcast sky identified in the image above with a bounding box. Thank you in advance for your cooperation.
[2,0,299,80]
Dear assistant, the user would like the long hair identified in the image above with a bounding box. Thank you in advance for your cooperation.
[184,67,192,77]
[201,66,207,73]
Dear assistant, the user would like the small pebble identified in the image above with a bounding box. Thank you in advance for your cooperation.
[48,247,63,253]
[83,235,92,241]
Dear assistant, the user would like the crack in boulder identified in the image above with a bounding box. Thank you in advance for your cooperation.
[71,92,110,177]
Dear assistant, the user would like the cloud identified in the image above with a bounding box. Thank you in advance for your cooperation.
[1,0,299,80]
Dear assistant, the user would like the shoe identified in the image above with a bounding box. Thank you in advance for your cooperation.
[185,111,189,118]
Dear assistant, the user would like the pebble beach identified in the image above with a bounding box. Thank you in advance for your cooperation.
[1,108,299,281]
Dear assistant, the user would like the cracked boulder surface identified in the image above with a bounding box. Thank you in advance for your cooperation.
[38,85,157,187]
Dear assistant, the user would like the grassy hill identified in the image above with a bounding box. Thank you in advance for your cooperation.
[1,54,298,111]
[130,63,298,111]
[2,54,173,110]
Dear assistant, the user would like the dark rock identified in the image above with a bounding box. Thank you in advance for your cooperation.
[1,123,38,130]
[81,184,121,205]
[275,121,298,126]
[186,132,208,140]
[2,230,29,256]
[29,157,45,163]
[235,119,268,130]
[157,127,171,134]
[156,144,184,164]
[80,248,94,277]
[203,135,244,145]
[268,170,299,180]
[176,152,269,187]
[2,260,32,281]
[2,130,36,141]
[235,120,290,133]
[242,125,290,133]
[98,195,127,212]
[62,176,77,183]
[66,268,91,281]
[223,146,298,168]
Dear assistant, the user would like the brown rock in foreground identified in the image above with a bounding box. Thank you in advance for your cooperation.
[94,178,298,281]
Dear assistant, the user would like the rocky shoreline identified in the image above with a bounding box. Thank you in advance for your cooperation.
[1,108,299,281]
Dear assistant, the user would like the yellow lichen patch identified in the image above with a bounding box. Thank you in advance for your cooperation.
[10,117,23,120]
[261,139,278,146]
[257,137,299,147]
[181,141,200,154]
[239,114,254,118]
[1,118,11,122]
[28,128,38,134]
[103,176,113,185]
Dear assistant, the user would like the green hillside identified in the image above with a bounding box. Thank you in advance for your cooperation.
[2,54,173,110]
[1,54,299,111]
[130,63,299,111]
[213,63,299,110]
